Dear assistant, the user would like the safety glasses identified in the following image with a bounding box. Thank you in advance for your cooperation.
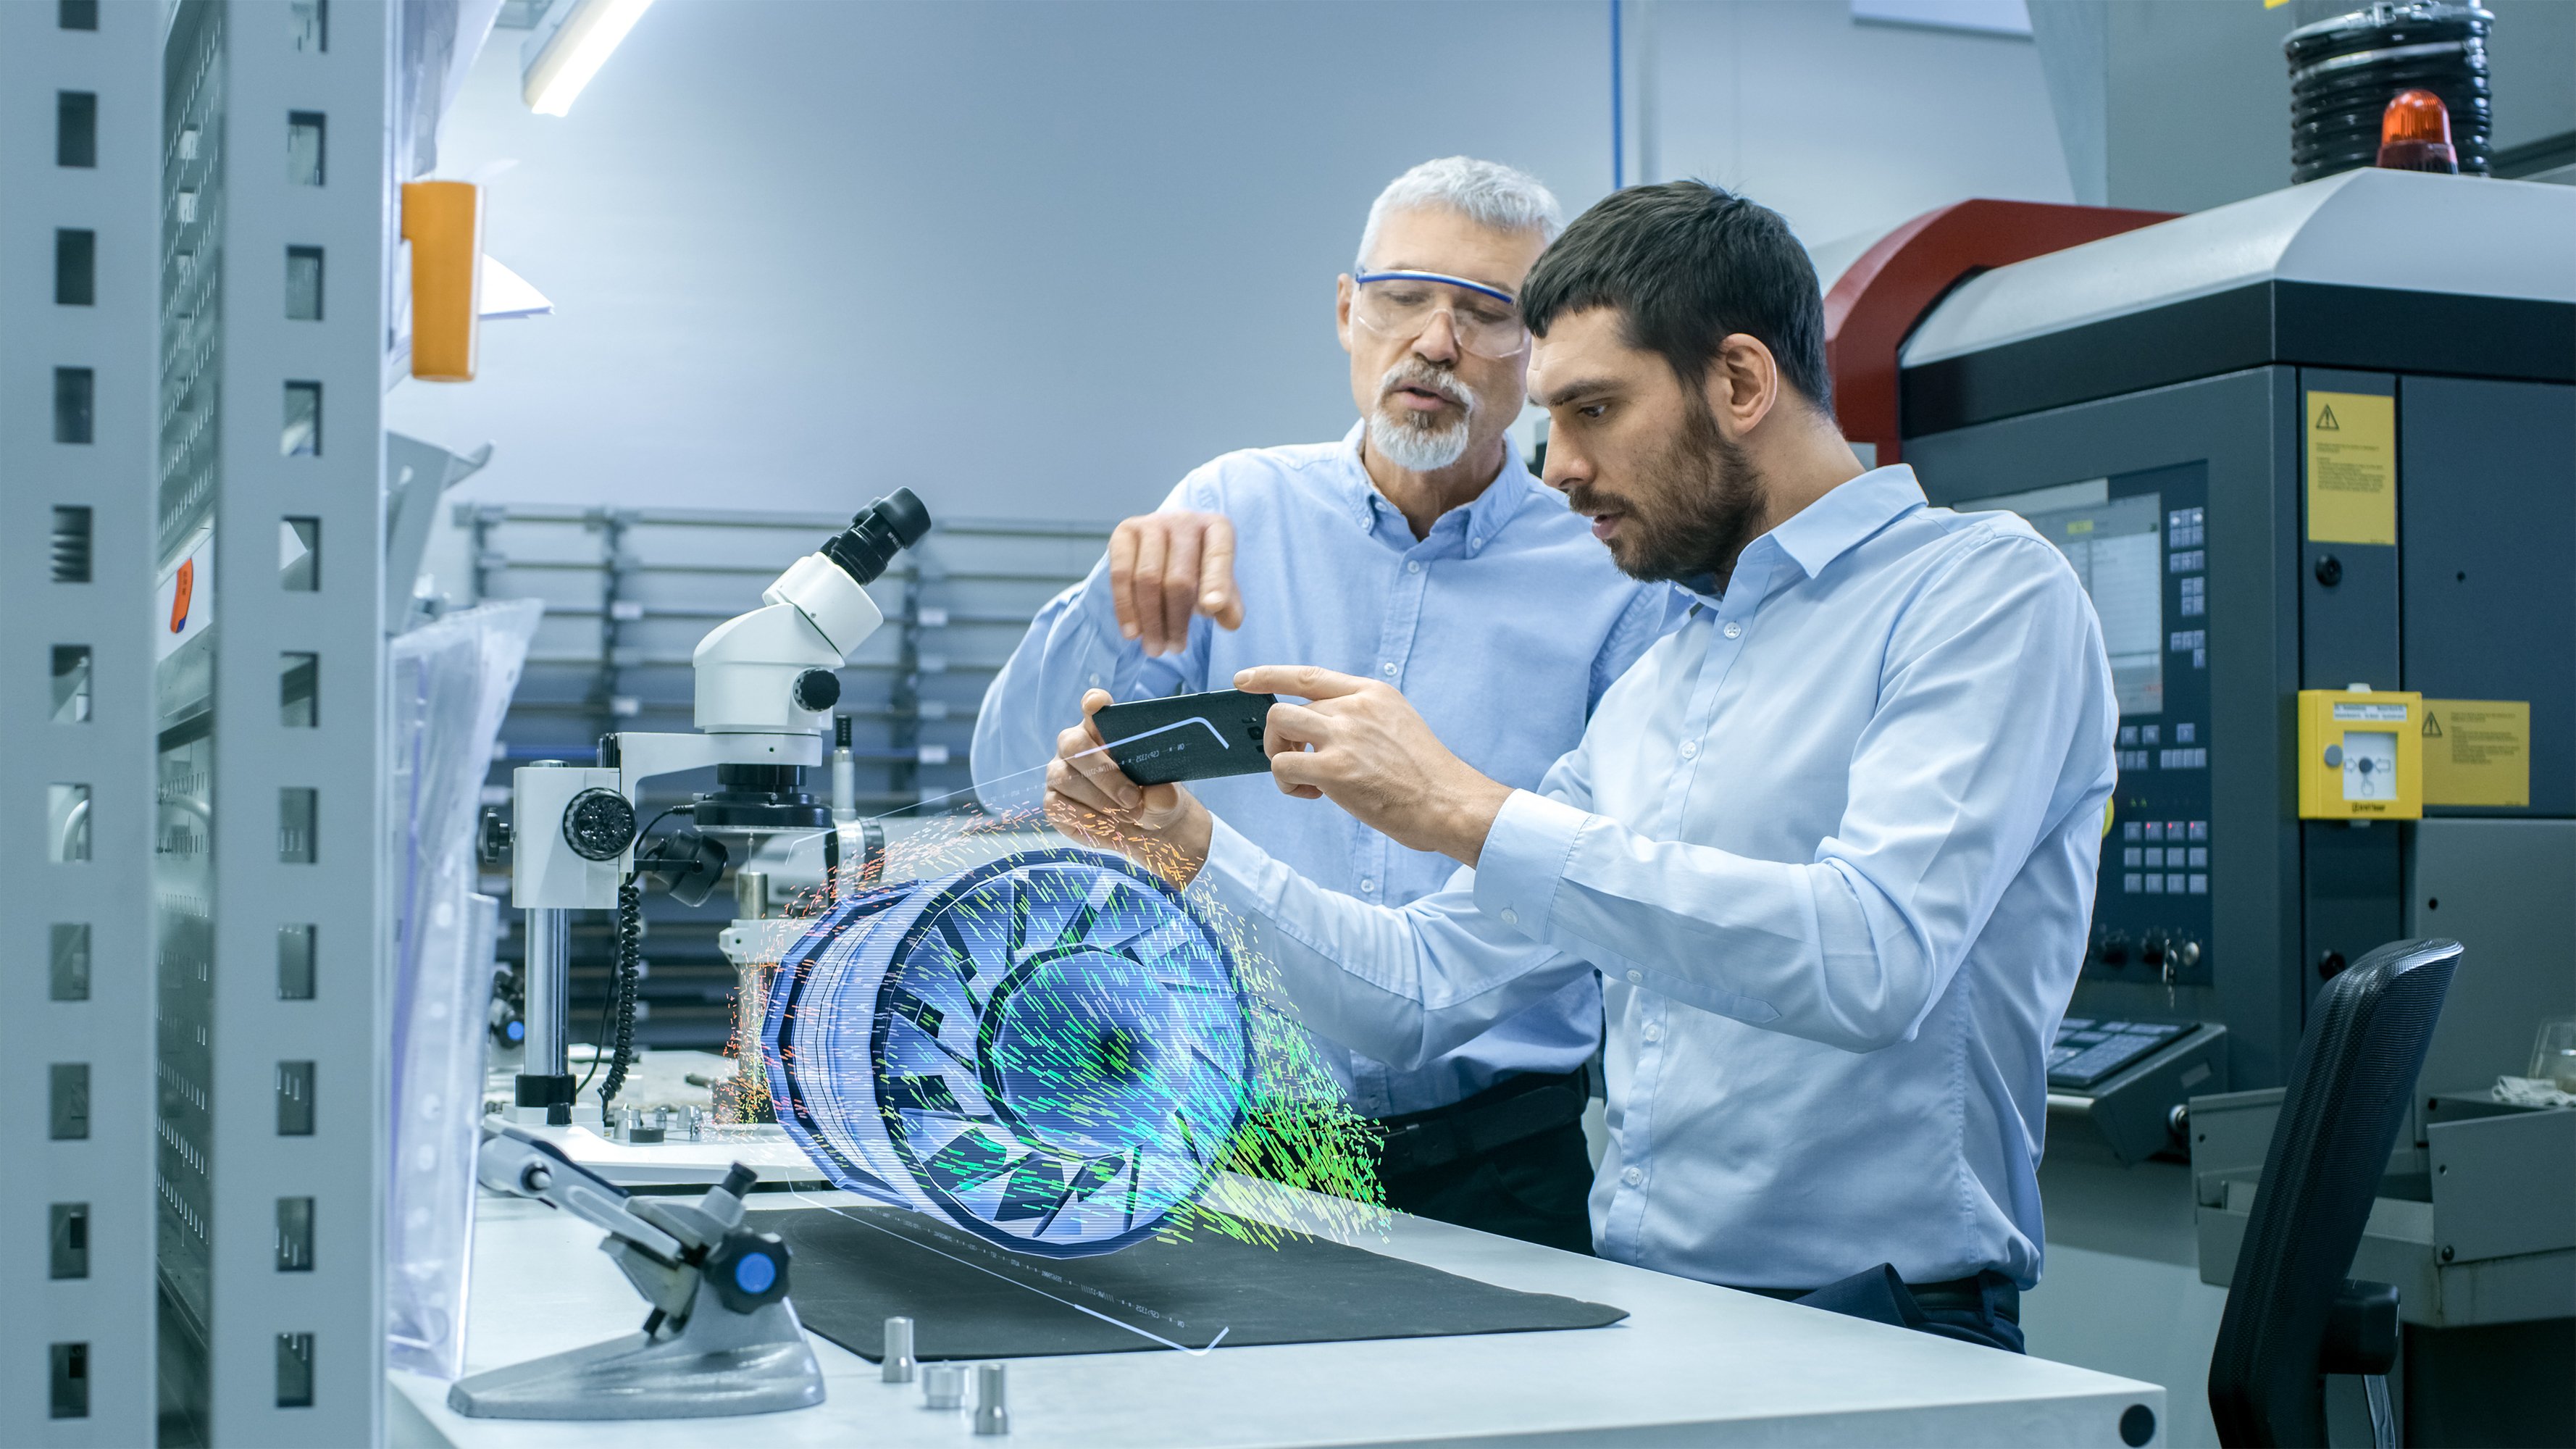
[1350,270,1529,359]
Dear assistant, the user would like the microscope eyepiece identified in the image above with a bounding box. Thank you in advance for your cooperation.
[821,488,932,585]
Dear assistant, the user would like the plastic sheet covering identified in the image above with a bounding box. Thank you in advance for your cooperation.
[385,599,540,1377]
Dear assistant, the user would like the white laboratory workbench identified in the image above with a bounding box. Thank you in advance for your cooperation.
[391,1178,2165,1448]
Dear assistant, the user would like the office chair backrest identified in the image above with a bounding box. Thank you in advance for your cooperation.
[2208,938,2459,1448]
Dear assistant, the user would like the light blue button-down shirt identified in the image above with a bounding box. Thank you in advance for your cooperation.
[974,422,1668,1116]
[1203,466,2119,1288]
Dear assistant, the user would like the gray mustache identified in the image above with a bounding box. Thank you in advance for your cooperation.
[1378,362,1476,413]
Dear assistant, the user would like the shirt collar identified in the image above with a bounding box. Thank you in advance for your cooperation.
[1762,464,1927,580]
[1335,420,1536,549]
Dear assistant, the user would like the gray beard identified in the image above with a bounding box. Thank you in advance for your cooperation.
[1367,406,1473,472]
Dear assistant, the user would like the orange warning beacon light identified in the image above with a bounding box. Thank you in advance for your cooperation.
[2376,88,2458,175]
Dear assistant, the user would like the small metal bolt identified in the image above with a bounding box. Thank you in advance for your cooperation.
[2440,1245,2455,1263]
[922,1362,966,1410]
[882,1316,916,1383]
[973,1362,1009,1435]
[2314,554,2343,587]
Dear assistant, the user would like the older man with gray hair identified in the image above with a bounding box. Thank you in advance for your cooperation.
[974,157,1664,1252]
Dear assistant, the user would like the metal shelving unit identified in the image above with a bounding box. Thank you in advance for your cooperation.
[164,4,393,1442]
[460,502,1110,1049]
[10,4,396,1443]
[5,4,164,1441]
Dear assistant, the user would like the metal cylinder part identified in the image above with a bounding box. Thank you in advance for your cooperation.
[973,1362,1008,1435]
[523,906,572,1077]
[881,1316,916,1383]
[922,1362,966,1410]
[735,869,769,920]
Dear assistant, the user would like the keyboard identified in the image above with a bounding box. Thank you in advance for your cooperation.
[2048,1018,2196,1090]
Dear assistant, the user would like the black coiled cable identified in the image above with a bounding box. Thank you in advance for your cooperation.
[598,879,643,1111]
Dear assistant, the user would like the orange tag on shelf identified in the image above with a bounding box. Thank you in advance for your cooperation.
[401,181,482,382]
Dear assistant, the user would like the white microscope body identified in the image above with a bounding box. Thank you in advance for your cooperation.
[501,490,930,1124]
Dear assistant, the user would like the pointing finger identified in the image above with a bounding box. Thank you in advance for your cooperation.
[1200,515,1243,630]
[1162,519,1202,653]
[1132,524,1171,656]
[1107,522,1142,643]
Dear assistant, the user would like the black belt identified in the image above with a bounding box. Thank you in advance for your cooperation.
[1736,1271,2020,1323]
[1373,1069,1591,1180]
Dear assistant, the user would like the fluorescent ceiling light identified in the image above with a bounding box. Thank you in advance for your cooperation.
[522,0,654,117]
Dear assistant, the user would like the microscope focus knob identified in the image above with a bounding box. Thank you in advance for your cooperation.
[561,788,638,862]
[477,808,514,867]
[706,1228,792,1314]
[793,667,842,713]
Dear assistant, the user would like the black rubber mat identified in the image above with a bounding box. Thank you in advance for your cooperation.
[765,1203,1626,1360]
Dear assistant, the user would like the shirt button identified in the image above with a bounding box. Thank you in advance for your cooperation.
[1380,661,1398,677]
[1722,621,1744,639]
[1626,969,1643,985]
[1678,740,1699,760]
[1642,1022,1663,1044]
[1498,908,1518,926]
[1359,877,1377,894]
[1621,1166,1644,1187]
[1407,561,1423,574]
[1088,673,1102,686]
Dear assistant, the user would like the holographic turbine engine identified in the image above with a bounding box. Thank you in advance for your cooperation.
[764,849,1255,1257]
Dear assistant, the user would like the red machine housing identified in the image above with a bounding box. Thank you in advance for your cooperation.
[1825,199,2174,464]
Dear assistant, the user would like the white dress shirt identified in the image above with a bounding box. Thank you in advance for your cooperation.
[1202,466,2118,1289]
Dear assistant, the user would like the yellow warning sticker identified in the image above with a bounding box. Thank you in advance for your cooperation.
[2306,391,2396,545]
[2421,698,2530,808]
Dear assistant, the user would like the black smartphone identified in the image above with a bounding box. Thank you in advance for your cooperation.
[1091,689,1279,785]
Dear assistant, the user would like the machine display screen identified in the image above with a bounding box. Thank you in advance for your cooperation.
[2020,493,2163,717]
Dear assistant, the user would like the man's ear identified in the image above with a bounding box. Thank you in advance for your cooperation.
[1334,274,1356,356]
[1700,333,1781,437]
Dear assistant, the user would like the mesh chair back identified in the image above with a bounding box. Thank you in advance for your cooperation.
[2208,938,2459,1448]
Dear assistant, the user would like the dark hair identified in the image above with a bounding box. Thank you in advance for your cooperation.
[1521,180,1833,416]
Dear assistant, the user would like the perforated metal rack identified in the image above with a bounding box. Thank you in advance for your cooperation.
[4,5,164,1440]
[7,4,398,1442]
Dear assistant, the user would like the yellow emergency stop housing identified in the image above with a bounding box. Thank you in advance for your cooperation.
[2296,688,2422,819]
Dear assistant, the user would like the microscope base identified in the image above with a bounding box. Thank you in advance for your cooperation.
[446,1296,824,1419]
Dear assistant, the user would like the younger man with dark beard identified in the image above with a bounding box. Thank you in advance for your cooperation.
[974,159,1666,1253]
[1045,181,2120,1351]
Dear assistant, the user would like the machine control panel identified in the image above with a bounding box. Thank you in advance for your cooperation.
[2047,1017,2201,1090]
